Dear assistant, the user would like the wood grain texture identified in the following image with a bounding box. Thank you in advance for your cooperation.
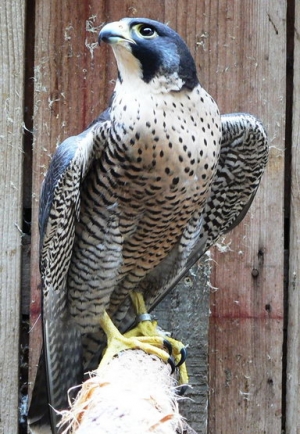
[206,1,285,433]
[0,0,25,432]
[286,1,300,432]
[153,261,210,434]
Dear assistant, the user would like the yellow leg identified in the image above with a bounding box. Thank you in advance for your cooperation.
[98,311,173,371]
[126,292,189,385]
[98,292,189,386]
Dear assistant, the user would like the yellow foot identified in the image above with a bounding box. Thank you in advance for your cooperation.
[98,293,189,387]
[98,311,174,373]
[121,292,189,385]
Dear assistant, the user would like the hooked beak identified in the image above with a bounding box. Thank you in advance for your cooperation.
[98,21,136,46]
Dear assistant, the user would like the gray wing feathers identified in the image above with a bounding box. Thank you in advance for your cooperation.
[198,113,268,250]
[29,125,106,432]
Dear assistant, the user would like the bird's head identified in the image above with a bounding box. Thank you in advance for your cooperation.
[98,18,199,92]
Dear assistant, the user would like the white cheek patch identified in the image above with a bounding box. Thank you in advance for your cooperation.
[113,45,143,83]
[112,45,186,94]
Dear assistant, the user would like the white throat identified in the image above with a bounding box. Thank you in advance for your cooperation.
[112,45,185,95]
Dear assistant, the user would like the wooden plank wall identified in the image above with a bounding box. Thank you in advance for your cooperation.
[21,0,288,433]
[286,1,300,433]
[207,2,286,433]
[0,1,26,433]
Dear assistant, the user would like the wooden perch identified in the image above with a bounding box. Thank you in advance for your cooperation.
[59,349,197,434]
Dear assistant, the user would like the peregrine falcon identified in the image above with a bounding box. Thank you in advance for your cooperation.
[28,17,268,433]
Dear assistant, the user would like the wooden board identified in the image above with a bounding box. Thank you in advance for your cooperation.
[0,0,25,432]
[286,0,300,432]
[153,261,211,434]
[207,1,286,432]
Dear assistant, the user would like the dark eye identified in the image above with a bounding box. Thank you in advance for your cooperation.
[139,26,155,37]
[134,24,158,39]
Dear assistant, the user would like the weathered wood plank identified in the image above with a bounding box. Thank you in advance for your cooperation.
[206,1,286,432]
[153,261,210,434]
[286,1,300,432]
[0,0,25,432]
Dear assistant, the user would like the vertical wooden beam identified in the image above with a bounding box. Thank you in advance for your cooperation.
[0,0,25,432]
[206,1,286,432]
[153,261,211,434]
[286,0,300,432]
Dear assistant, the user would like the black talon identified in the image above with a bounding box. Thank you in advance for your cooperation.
[163,339,173,356]
[167,356,175,374]
[176,347,187,368]
[176,384,189,396]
